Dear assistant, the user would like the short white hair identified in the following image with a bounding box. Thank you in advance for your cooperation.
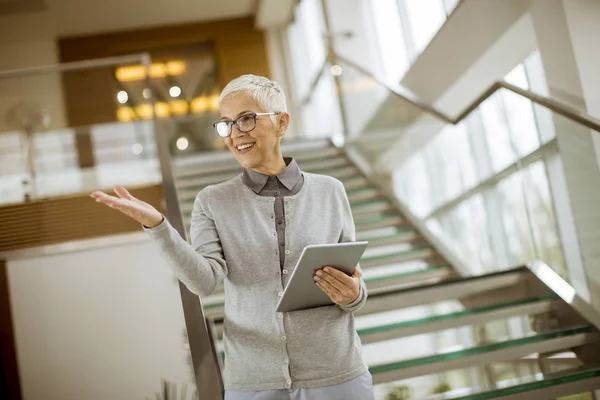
[219,74,287,114]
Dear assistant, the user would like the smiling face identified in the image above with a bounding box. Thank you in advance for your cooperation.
[219,93,290,174]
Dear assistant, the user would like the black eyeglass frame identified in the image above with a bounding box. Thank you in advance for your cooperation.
[213,112,281,138]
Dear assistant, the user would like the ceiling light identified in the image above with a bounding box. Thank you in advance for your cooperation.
[330,65,343,76]
[132,143,143,155]
[176,137,189,151]
[169,86,182,98]
[117,91,129,104]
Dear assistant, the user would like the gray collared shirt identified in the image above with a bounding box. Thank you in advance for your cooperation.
[143,169,368,391]
[242,157,304,268]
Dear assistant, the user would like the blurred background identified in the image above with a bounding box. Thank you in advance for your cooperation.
[0,0,599,399]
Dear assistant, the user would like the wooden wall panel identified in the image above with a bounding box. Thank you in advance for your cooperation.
[0,184,165,252]
[58,17,270,127]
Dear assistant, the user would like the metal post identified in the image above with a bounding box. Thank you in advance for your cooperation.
[320,0,351,141]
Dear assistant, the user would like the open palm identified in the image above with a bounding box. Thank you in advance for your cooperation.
[90,186,164,228]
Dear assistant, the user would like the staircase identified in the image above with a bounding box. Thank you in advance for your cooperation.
[172,139,600,399]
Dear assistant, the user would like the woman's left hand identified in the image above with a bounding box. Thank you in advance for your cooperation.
[313,266,361,305]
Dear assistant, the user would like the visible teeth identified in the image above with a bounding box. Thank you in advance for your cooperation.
[237,143,254,150]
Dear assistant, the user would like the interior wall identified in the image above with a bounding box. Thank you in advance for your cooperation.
[58,17,270,127]
[561,0,600,172]
[0,39,66,133]
[6,233,192,400]
[529,0,600,308]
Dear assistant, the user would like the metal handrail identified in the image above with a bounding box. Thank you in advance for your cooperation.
[307,52,600,133]
[0,53,151,79]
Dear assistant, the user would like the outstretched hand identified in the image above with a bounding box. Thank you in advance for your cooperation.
[90,186,164,228]
[313,266,361,305]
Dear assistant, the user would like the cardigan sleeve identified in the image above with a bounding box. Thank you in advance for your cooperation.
[143,186,228,297]
[334,180,368,313]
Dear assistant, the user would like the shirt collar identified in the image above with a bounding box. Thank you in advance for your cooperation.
[242,157,302,194]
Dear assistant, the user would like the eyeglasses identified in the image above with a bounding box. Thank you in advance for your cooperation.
[213,112,281,138]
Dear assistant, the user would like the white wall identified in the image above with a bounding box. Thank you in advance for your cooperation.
[7,233,193,400]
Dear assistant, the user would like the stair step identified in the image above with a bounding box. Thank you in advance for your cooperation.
[363,265,452,292]
[445,365,600,400]
[356,268,528,316]
[355,215,407,232]
[176,152,350,181]
[173,141,340,173]
[357,295,557,344]
[206,268,529,320]
[351,200,395,218]
[202,262,448,320]
[360,247,435,268]
[176,171,238,191]
[361,247,435,269]
[369,325,599,384]
[357,230,419,246]
[311,165,359,180]
[343,176,370,191]
[348,187,380,204]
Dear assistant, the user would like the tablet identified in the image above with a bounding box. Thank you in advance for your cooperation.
[275,241,369,313]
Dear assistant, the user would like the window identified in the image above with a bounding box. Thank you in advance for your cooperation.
[480,93,515,173]
[369,0,410,80]
[427,122,477,205]
[502,64,540,157]
[391,52,566,278]
[404,0,446,55]
[287,0,327,100]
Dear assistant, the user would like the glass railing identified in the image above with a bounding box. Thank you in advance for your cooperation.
[300,52,600,295]
[0,56,227,206]
[298,51,600,399]
[375,363,600,400]
[0,55,224,398]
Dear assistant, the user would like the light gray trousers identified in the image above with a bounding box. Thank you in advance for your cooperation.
[224,371,374,400]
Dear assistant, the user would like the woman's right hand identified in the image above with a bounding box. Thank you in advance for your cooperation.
[90,185,164,228]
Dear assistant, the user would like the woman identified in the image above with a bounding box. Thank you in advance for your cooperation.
[91,75,374,400]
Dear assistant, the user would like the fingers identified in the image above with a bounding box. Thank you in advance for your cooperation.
[352,266,362,278]
[90,191,128,211]
[314,271,344,296]
[113,185,134,201]
[315,280,341,303]
[315,279,337,300]
[318,266,354,288]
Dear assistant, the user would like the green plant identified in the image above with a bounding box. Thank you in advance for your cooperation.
[429,381,452,395]
[385,384,411,400]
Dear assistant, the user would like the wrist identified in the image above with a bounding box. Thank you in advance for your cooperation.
[144,214,164,229]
